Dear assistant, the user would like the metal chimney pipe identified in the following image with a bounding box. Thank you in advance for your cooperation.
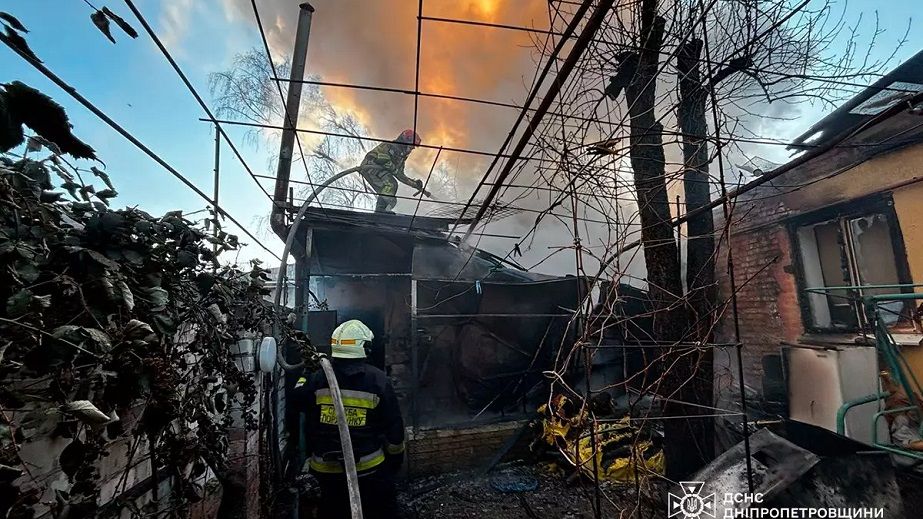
[271,2,315,238]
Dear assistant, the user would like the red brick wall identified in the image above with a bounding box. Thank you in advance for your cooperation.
[406,421,528,477]
[716,199,804,393]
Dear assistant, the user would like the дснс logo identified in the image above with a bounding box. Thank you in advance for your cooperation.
[668,481,716,519]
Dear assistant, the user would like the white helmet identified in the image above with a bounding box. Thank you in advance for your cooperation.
[330,319,374,359]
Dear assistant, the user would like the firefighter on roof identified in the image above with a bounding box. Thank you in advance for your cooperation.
[359,129,426,213]
[293,319,405,518]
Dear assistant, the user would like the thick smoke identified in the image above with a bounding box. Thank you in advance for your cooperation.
[216,0,614,276]
[221,0,549,173]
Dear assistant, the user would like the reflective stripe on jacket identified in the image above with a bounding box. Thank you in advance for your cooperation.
[292,359,405,474]
[361,141,410,175]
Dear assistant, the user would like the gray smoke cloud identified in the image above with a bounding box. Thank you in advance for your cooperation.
[220,0,551,175]
[215,0,617,276]
[212,0,828,281]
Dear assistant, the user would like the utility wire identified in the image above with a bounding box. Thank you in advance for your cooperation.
[0,33,282,260]
[121,0,279,211]
[449,0,597,237]
[464,0,617,240]
[201,117,548,161]
[419,14,912,98]
[249,0,330,217]
[272,77,850,149]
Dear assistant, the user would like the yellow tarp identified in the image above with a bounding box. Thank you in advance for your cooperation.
[538,395,664,482]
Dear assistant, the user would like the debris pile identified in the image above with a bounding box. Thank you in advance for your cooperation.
[401,464,668,519]
[535,394,664,483]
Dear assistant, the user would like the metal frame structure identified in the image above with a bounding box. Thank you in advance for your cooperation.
[13,1,923,517]
[805,285,923,461]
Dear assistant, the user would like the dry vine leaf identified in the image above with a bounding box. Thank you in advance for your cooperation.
[90,166,114,190]
[18,409,59,437]
[59,439,86,478]
[123,319,156,343]
[101,7,138,39]
[61,401,110,425]
[0,12,28,33]
[116,280,134,311]
[51,325,111,352]
[90,10,115,44]
[3,25,40,63]
[2,82,96,159]
[33,135,61,155]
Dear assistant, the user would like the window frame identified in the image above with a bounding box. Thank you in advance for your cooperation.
[788,193,913,334]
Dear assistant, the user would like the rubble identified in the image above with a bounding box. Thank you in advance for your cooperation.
[697,424,906,517]
[399,463,668,519]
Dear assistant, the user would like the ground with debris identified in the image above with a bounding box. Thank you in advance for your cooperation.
[399,463,668,519]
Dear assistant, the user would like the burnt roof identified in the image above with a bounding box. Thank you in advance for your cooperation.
[292,205,531,276]
[299,206,472,235]
[790,50,923,149]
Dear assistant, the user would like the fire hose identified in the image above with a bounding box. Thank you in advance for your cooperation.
[271,165,432,519]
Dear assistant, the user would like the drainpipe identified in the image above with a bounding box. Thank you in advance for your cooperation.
[271,2,315,238]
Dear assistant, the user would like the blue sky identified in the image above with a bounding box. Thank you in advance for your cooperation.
[0,0,920,270]
[1,0,277,265]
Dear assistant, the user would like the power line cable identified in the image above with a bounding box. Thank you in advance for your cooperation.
[201,117,550,161]
[0,32,282,260]
[122,0,279,210]
[419,13,914,99]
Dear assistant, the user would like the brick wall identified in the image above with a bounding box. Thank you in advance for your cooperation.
[227,373,263,519]
[405,420,528,477]
[715,197,804,394]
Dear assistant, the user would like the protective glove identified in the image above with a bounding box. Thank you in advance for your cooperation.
[383,452,404,474]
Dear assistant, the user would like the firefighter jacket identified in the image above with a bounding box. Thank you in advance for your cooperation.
[294,359,406,475]
[359,141,419,188]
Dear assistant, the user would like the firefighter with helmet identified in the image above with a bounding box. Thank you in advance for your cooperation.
[358,129,426,213]
[294,319,405,518]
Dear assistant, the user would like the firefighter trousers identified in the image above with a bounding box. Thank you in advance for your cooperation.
[313,469,400,519]
[360,169,398,213]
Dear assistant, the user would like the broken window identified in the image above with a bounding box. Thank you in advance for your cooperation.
[793,198,909,331]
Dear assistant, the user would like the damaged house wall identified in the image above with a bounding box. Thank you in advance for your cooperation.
[714,51,923,404]
[716,138,923,394]
[713,73,923,448]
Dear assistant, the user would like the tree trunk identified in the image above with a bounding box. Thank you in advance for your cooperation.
[676,37,717,469]
[623,0,700,479]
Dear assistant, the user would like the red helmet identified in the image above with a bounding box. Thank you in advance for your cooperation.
[397,129,422,147]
